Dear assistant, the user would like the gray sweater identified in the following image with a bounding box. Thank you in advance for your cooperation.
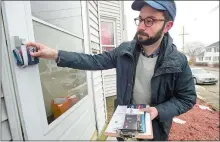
[132,53,158,105]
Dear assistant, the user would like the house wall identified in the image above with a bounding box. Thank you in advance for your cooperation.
[1,85,12,141]
[1,14,12,141]
[99,1,125,97]
[203,48,219,63]
[99,1,124,45]
[87,1,107,136]
[196,46,219,64]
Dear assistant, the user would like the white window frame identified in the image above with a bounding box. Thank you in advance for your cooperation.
[1,11,23,139]
[30,5,90,128]
[213,56,219,62]
[100,18,117,52]
[214,47,219,52]
[205,56,211,61]
[199,57,203,61]
[32,17,84,40]
[206,48,212,52]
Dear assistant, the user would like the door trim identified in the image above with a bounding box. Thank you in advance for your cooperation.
[1,5,23,140]
[97,1,108,124]
[81,0,99,137]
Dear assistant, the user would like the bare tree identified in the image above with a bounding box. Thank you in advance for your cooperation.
[184,41,206,64]
[184,41,205,57]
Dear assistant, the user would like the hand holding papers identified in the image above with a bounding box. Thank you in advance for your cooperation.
[104,104,153,139]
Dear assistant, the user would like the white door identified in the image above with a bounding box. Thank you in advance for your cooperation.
[2,1,96,140]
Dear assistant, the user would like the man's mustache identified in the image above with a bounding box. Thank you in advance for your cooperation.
[137,31,149,37]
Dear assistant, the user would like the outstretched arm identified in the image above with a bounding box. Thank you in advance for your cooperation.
[56,49,117,70]
[26,42,118,70]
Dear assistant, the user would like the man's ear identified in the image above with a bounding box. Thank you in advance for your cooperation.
[163,21,174,33]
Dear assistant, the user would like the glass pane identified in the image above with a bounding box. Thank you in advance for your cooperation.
[30,1,83,37]
[101,21,115,45]
[33,21,88,124]
[102,46,114,52]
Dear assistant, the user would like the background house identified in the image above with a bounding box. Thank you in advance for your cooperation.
[196,41,219,67]
[1,1,126,141]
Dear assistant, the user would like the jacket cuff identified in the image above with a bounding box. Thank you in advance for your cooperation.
[154,105,165,122]
[55,50,61,63]
[55,50,68,67]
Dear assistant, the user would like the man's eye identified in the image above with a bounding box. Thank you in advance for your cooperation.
[146,19,152,23]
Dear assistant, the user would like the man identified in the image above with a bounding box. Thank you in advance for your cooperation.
[26,0,196,141]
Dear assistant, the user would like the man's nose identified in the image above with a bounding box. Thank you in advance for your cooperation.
[137,21,147,31]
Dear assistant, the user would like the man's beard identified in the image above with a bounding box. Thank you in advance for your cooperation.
[136,24,165,46]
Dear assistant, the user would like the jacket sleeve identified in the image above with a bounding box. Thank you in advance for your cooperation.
[56,47,119,70]
[155,58,197,122]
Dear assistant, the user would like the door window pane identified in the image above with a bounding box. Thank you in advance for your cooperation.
[101,21,115,45]
[31,1,83,37]
[102,46,114,52]
[32,21,87,124]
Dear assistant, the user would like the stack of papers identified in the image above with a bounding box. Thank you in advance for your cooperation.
[104,105,153,139]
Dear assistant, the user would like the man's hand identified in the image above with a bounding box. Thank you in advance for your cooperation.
[140,107,159,120]
[26,42,58,60]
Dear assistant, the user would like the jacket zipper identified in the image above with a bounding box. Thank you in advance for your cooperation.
[125,52,135,104]
[126,53,135,103]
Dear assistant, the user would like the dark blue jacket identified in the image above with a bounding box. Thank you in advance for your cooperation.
[57,33,197,140]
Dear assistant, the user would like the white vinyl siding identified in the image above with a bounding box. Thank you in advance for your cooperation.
[99,1,124,97]
[1,14,12,141]
[1,85,12,141]
[88,1,107,136]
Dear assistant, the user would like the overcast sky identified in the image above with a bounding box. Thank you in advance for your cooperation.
[124,1,219,51]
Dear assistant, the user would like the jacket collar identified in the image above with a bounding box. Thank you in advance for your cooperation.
[121,33,182,76]
[154,33,182,76]
[140,44,160,58]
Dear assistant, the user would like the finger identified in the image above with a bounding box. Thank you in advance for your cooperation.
[25,42,41,50]
[139,108,150,112]
[150,115,154,121]
[30,51,42,57]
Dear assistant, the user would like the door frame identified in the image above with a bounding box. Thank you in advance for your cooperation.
[1,8,23,140]
[2,1,96,140]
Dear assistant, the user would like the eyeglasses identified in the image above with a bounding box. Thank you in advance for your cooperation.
[134,17,167,27]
